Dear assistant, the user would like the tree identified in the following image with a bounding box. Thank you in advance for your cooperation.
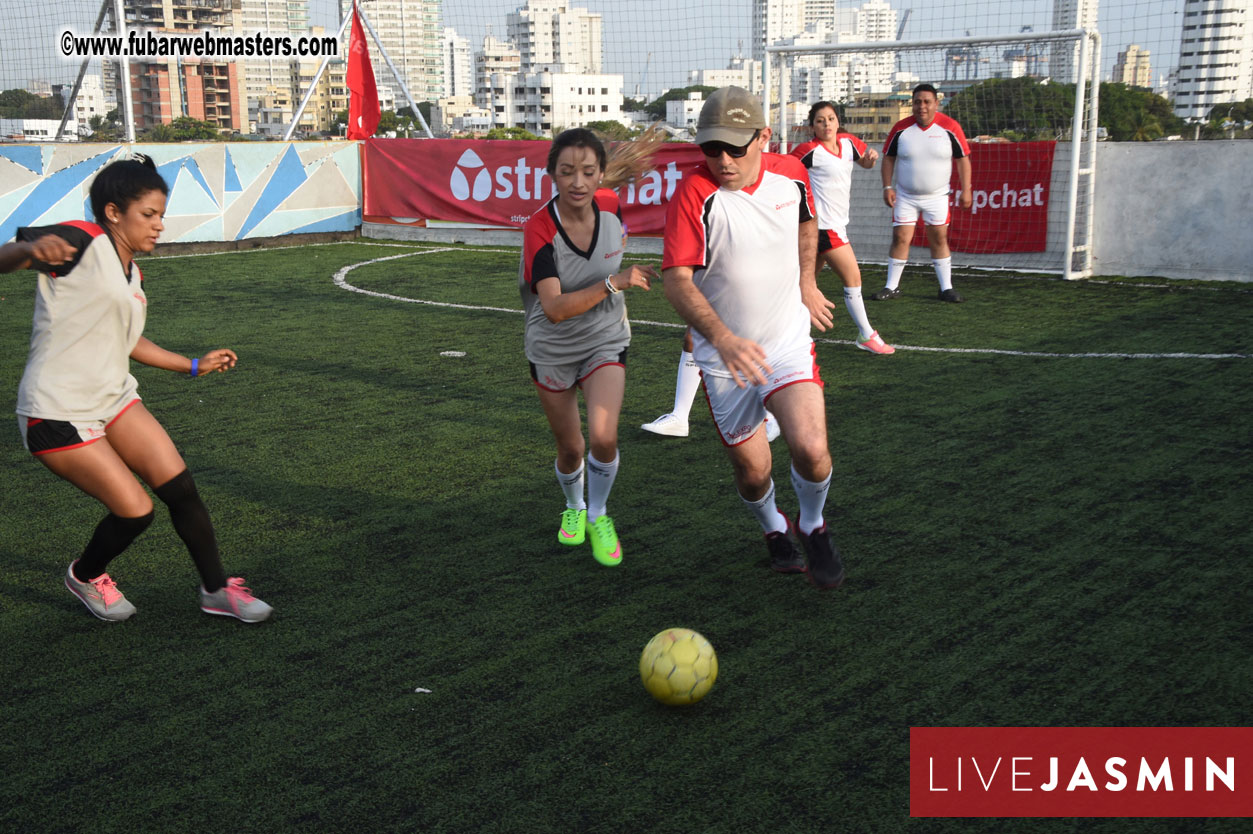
[140,116,223,142]
[644,86,716,120]
[584,120,633,141]
[1097,82,1183,141]
[484,126,542,141]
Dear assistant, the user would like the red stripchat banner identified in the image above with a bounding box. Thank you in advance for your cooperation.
[363,138,1054,253]
[910,727,1253,817]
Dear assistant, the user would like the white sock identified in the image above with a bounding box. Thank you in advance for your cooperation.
[672,351,699,419]
[555,460,585,510]
[843,286,874,341]
[886,257,907,291]
[791,464,832,535]
[740,480,788,535]
[586,452,619,521]
[933,256,953,292]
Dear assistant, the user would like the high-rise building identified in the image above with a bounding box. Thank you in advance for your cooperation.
[1112,44,1152,88]
[123,0,245,132]
[1172,0,1253,120]
[507,0,602,74]
[355,0,445,107]
[443,28,473,98]
[238,0,310,103]
[475,35,522,108]
[1050,0,1098,85]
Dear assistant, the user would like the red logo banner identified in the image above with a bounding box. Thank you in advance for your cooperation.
[908,140,1056,253]
[363,139,1055,252]
[911,727,1253,817]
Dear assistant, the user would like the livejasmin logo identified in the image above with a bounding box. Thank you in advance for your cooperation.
[909,727,1253,818]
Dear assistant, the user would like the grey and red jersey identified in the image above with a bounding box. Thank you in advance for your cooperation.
[883,113,971,199]
[15,222,146,421]
[519,189,630,366]
[791,134,868,232]
[662,154,816,379]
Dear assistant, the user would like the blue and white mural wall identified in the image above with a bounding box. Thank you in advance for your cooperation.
[0,142,361,244]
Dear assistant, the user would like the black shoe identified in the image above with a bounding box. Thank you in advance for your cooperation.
[938,288,964,303]
[796,520,845,590]
[765,519,805,574]
[869,287,902,301]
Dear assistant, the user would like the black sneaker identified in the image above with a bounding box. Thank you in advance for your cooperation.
[938,288,964,303]
[869,287,902,301]
[765,518,805,574]
[796,521,845,590]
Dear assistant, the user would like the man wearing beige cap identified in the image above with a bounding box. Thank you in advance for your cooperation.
[661,86,844,590]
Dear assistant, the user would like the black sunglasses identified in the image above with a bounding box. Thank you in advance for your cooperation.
[699,129,761,158]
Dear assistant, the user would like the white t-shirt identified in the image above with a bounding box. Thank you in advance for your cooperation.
[883,113,971,199]
[15,222,146,421]
[662,154,816,378]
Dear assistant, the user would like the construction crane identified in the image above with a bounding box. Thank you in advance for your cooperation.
[635,52,653,99]
[896,9,912,41]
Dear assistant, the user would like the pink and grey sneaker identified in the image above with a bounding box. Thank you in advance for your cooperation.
[200,577,273,623]
[856,331,896,355]
[65,560,136,621]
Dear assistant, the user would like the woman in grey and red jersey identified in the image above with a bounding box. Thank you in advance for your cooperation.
[0,155,271,623]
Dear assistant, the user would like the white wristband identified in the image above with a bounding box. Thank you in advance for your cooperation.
[605,274,620,294]
[883,185,895,190]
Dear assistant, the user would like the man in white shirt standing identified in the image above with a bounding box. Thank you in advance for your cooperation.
[662,86,845,590]
[873,83,973,303]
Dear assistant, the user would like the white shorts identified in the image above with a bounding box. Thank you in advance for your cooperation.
[893,191,951,227]
[17,397,141,456]
[701,342,822,447]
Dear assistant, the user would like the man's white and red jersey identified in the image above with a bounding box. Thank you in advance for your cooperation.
[662,153,816,379]
[883,113,971,199]
[15,222,147,421]
[518,189,629,366]
[790,134,867,232]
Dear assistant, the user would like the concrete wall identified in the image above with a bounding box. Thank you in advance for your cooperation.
[0,142,361,245]
[1090,141,1253,282]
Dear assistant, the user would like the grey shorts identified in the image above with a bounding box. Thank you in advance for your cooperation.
[530,348,629,392]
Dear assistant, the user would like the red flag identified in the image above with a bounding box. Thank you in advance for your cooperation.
[346,2,380,140]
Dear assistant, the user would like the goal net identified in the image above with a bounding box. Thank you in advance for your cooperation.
[766,29,1100,278]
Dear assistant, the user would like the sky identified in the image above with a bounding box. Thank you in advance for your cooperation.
[4,1,1188,98]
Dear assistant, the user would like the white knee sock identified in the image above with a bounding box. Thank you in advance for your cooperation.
[586,452,619,521]
[555,460,585,510]
[886,257,907,291]
[933,256,953,292]
[843,286,874,340]
[672,351,700,419]
[791,464,832,535]
[740,480,789,535]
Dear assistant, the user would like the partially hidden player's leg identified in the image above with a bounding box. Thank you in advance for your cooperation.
[38,436,154,620]
[106,402,272,621]
[873,223,914,300]
[926,223,962,302]
[767,382,845,589]
[642,329,698,437]
[537,383,589,547]
[581,364,624,565]
[826,245,893,354]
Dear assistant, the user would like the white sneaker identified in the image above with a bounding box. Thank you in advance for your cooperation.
[640,413,689,437]
[764,411,781,442]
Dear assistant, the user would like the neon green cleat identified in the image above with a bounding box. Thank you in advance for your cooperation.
[588,515,622,566]
[558,508,586,546]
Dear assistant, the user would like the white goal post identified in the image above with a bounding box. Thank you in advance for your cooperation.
[765,29,1101,280]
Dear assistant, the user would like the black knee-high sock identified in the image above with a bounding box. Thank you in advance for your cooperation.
[153,469,227,593]
[74,511,155,581]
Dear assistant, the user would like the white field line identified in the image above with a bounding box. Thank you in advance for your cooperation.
[332,249,1250,360]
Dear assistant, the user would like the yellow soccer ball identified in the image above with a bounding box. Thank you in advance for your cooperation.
[639,628,718,706]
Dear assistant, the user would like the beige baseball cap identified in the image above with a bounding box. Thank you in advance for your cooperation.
[694,86,767,146]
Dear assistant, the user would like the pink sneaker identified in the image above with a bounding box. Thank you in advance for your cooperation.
[65,560,136,621]
[856,331,896,355]
[200,577,273,623]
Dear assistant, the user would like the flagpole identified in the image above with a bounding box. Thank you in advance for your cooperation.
[355,6,434,138]
[284,5,353,141]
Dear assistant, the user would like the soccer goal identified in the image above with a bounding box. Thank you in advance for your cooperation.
[765,29,1100,279]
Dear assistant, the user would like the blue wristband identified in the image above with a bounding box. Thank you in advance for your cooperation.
[190,358,199,378]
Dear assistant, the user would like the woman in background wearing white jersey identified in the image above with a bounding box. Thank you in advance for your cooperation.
[0,155,271,623]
